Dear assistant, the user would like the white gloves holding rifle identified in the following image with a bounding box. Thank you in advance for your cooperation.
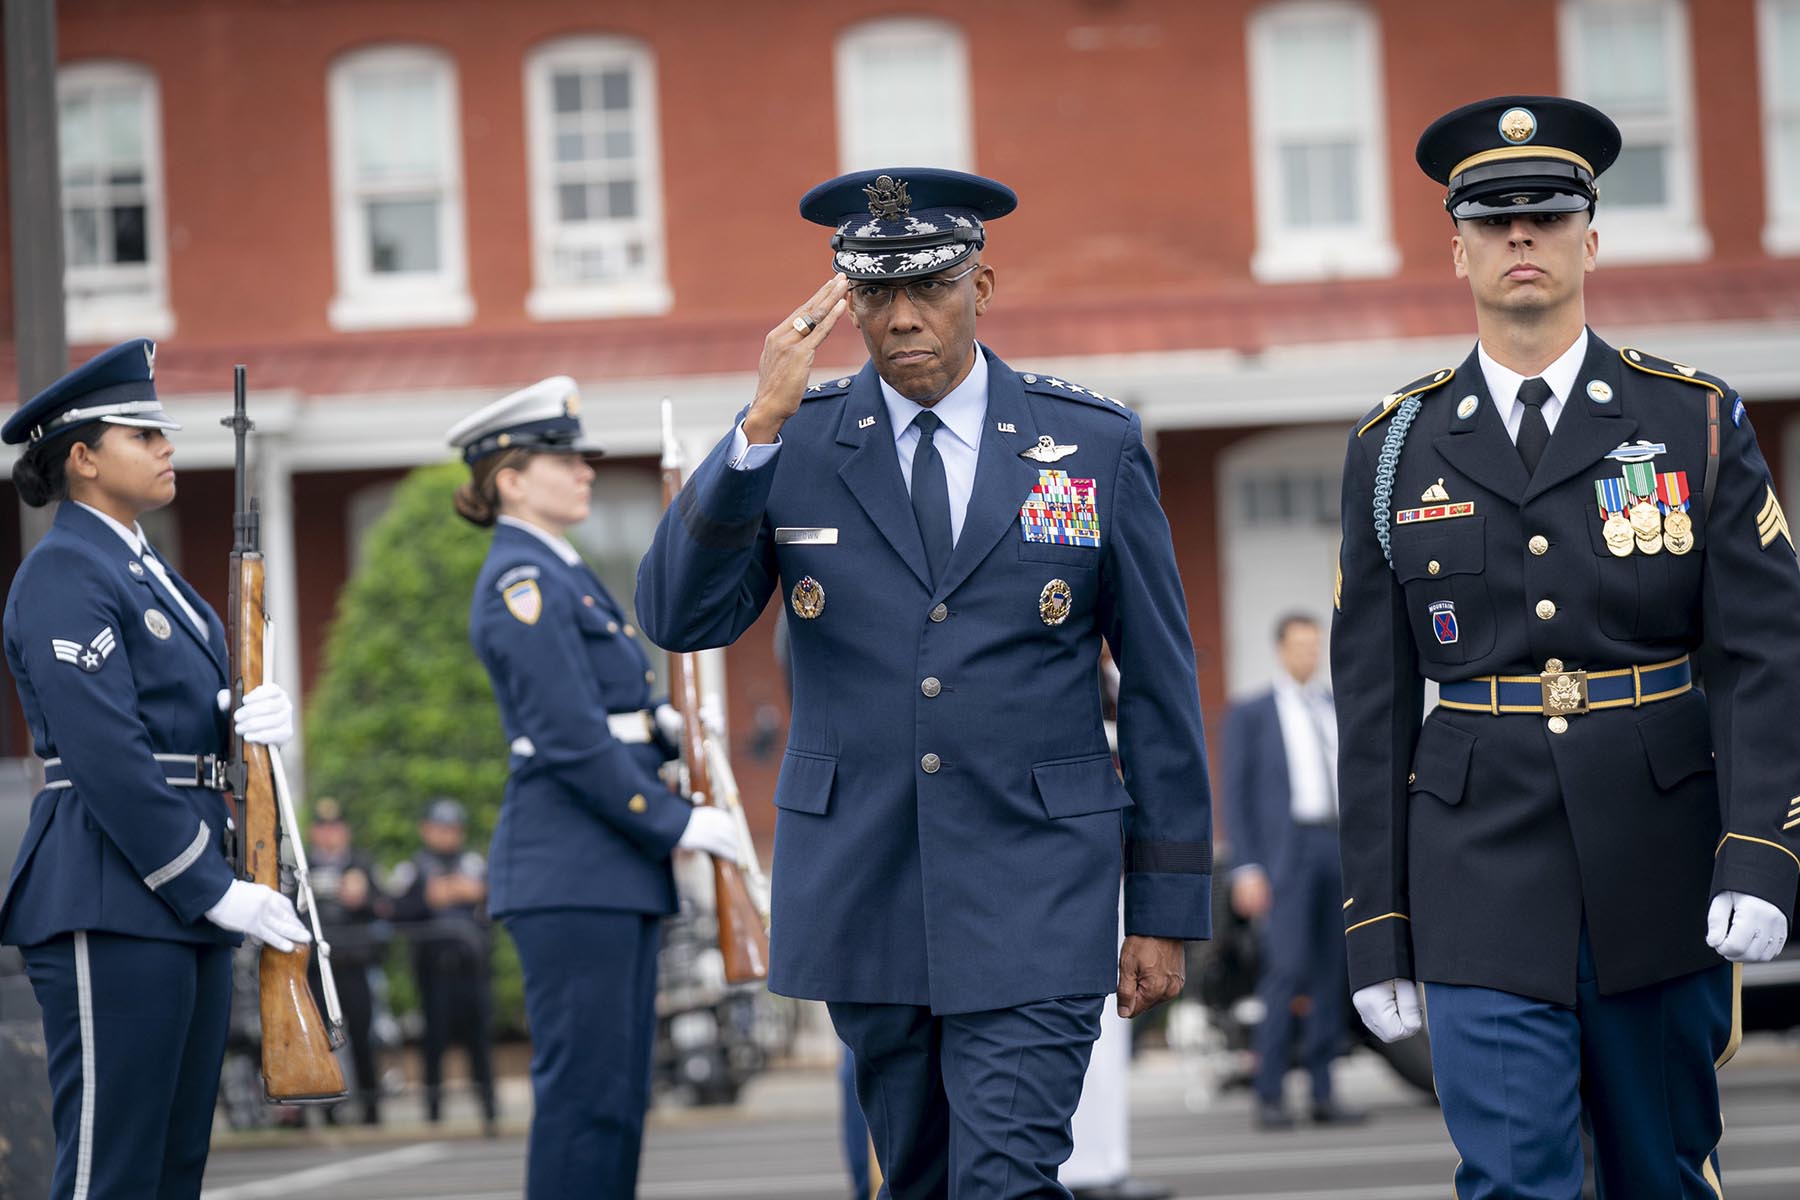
[216,683,295,748]
[204,879,311,952]
[654,695,725,744]
[678,806,743,865]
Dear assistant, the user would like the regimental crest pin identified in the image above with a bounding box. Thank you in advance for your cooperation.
[52,626,117,673]
[1020,435,1077,464]
[502,580,542,626]
[791,575,825,619]
[144,609,172,640]
[1429,600,1459,645]
[1039,578,1073,626]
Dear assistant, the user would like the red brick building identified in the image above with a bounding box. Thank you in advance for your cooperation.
[3,0,1799,840]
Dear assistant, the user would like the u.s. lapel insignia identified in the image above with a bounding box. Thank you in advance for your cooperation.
[1757,485,1794,552]
[1420,478,1451,503]
[144,609,173,640]
[858,415,876,430]
[1039,579,1073,626]
[1020,435,1077,463]
[52,627,116,673]
[791,575,825,619]
[997,421,1017,434]
[502,580,543,625]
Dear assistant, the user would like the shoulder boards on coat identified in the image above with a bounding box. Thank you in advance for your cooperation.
[802,375,856,401]
[1018,372,1130,416]
[1357,367,1456,438]
[1618,347,1727,398]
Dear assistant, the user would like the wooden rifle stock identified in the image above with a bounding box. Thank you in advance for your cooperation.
[224,369,346,1104]
[660,402,770,984]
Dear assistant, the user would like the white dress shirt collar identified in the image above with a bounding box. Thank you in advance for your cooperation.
[879,343,988,452]
[498,514,584,567]
[1477,327,1588,439]
[74,501,149,555]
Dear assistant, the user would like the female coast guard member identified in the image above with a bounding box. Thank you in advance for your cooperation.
[447,377,741,1198]
[0,338,308,1200]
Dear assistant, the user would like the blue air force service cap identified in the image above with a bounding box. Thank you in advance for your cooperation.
[799,167,1017,280]
[1416,96,1622,219]
[444,376,603,465]
[2,338,178,446]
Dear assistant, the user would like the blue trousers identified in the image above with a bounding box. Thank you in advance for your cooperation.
[506,909,661,1200]
[841,1043,872,1198]
[22,931,232,1200]
[829,995,1106,1200]
[1425,930,1734,1200]
[1252,823,1347,1107]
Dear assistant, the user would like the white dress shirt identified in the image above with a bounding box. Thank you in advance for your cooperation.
[497,514,583,567]
[1477,327,1588,444]
[727,344,989,546]
[1272,672,1338,824]
[75,501,208,637]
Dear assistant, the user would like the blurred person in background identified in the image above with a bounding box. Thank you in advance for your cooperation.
[304,797,391,1126]
[447,379,742,1197]
[1223,613,1360,1131]
[391,797,497,1134]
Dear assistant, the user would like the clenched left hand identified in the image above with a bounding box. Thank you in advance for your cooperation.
[1117,935,1185,1018]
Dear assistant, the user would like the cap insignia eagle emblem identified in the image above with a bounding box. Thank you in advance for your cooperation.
[863,174,911,221]
[1499,107,1536,144]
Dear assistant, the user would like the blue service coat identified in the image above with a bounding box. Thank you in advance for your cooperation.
[636,348,1213,1015]
[0,503,236,947]
[469,522,689,918]
[1334,333,1800,1004]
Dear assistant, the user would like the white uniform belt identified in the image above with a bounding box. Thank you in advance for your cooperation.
[43,753,225,791]
[509,710,656,759]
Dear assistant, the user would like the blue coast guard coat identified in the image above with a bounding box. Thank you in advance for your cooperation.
[0,503,237,947]
[637,348,1213,1015]
[470,521,689,918]
[1334,331,1800,1005]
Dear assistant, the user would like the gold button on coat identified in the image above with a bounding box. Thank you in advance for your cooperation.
[921,753,941,774]
[1536,599,1557,620]
[1427,560,1441,576]
[1547,716,1569,734]
[921,677,942,697]
[628,794,648,813]
[606,621,620,634]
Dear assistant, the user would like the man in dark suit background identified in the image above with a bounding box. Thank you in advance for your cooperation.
[1224,614,1360,1130]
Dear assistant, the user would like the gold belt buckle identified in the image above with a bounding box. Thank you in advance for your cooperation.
[1539,659,1589,716]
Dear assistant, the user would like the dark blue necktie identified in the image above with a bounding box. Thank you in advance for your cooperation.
[910,411,953,586]
[1515,376,1552,475]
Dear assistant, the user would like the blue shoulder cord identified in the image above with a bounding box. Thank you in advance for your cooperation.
[1372,395,1422,565]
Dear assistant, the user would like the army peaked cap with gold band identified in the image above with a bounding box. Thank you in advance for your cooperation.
[799,167,1017,281]
[2,337,177,446]
[445,375,603,464]
[1416,95,1621,219]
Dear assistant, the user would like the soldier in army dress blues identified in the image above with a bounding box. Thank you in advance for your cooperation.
[636,169,1214,1199]
[0,339,309,1200]
[1335,98,1800,1199]
[446,378,742,1199]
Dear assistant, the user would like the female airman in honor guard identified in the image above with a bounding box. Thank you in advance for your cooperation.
[447,378,740,1198]
[0,339,307,1200]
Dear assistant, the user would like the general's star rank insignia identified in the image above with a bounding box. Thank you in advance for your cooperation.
[53,626,117,673]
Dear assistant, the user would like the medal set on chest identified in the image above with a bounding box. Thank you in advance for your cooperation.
[1595,444,1693,556]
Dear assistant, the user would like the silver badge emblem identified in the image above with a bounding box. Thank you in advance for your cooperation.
[144,609,172,640]
[1020,435,1078,463]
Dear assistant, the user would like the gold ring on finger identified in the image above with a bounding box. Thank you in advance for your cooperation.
[791,313,819,335]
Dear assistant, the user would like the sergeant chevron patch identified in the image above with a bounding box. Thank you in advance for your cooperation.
[53,627,116,673]
[1756,486,1793,552]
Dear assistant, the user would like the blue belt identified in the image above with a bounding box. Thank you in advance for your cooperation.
[1438,655,1691,716]
[43,753,225,790]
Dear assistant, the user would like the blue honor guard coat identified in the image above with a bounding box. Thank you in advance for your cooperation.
[1,502,236,946]
[637,347,1214,1016]
[469,521,689,918]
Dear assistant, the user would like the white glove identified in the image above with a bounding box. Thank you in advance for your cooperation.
[204,879,312,952]
[677,805,743,865]
[1353,978,1424,1043]
[1707,891,1789,962]
[655,695,726,744]
[233,683,294,748]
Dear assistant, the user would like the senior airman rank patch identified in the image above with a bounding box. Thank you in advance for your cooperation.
[53,626,116,672]
[502,580,543,625]
[1021,470,1101,546]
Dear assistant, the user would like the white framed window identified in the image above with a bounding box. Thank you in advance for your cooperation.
[1246,2,1398,282]
[835,18,974,171]
[1760,0,1800,254]
[1559,0,1709,262]
[523,37,671,320]
[326,45,472,330]
[57,61,173,342]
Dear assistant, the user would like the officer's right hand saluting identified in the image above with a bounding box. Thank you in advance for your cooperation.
[741,274,849,446]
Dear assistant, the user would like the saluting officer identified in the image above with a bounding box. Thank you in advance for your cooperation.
[446,378,742,1198]
[0,339,307,1200]
[1336,98,1799,1199]
[637,169,1213,1199]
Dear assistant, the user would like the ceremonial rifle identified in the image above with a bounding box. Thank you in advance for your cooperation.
[659,399,771,984]
[223,366,348,1103]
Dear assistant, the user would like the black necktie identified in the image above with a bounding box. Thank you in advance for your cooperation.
[910,411,953,585]
[1515,377,1552,476]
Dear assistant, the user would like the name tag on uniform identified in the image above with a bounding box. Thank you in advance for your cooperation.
[775,527,839,545]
